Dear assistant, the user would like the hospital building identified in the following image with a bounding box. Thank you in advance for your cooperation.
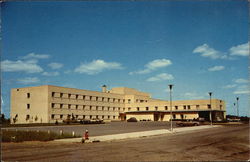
[10,85,226,124]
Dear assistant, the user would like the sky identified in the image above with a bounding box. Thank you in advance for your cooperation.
[1,0,249,118]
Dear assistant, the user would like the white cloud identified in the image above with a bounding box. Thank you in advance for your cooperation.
[21,53,50,59]
[129,59,172,75]
[48,62,63,69]
[147,73,174,82]
[193,44,222,59]
[42,72,59,76]
[229,42,249,57]
[1,60,43,73]
[74,59,123,75]
[208,66,225,72]
[222,84,237,89]
[234,78,249,84]
[17,77,40,84]
[233,85,250,95]
[183,92,205,100]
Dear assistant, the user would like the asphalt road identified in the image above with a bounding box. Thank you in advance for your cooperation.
[2,124,249,161]
[3,121,178,136]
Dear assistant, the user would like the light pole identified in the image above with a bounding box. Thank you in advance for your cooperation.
[208,92,212,126]
[168,84,173,132]
[236,97,239,117]
[233,103,236,116]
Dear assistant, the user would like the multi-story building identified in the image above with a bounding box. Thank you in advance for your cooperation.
[10,85,226,124]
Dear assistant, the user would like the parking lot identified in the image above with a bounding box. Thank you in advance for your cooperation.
[3,121,178,136]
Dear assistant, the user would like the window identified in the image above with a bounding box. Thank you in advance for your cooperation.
[128,107,131,111]
[68,104,71,109]
[113,107,115,111]
[123,99,125,103]
[83,95,86,100]
[83,105,85,110]
[108,115,110,119]
[108,98,110,102]
[196,105,200,109]
[26,115,30,120]
[146,107,149,111]
[27,104,30,109]
[123,108,125,111]
[51,103,55,108]
[90,106,92,110]
[90,96,92,100]
[113,98,115,102]
[76,115,78,119]
[68,94,71,98]
[175,106,178,110]
[108,107,110,111]
[155,106,158,111]
[128,99,131,104]
[118,99,120,103]
[96,106,98,110]
[76,105,78,110]
[136,99,138,102]
[96,115,99,119]
[60,93,63,98]
[102,115,104,119]
[173,114,176,119]
[102,106,104,111]
[102,97,104,102]
[96,97,98,101]
[220,105,222,110]
[165,106,168,110]
[83,115,85,119]
[183,105,186,109]
[113,116,115,119]
[207,104,211,109]
[76,95,79,99]
[52,92,55,97]
[51,114,55,119]
[60,115,63,119]
[137,107,140,111]
[27,93,30,98]
[118,107,120,111]
[90,115,92,119]
[140,100,144,103]
[188,105,191,109]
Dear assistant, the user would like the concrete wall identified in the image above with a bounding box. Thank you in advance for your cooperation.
[11,86,49,124]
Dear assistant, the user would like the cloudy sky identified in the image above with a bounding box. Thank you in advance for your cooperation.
[1,1,249,117]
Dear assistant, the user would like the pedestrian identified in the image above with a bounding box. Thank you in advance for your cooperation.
[85,129,89,140]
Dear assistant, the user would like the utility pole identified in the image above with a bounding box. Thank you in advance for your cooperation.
[236,97,239,117]
[208,92,212,126]
[168,84,173,132]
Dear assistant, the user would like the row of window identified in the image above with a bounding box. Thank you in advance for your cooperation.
[51,114,118,120]
[51,103,124,111]
[25,103,222,110]
[51,92,129,103]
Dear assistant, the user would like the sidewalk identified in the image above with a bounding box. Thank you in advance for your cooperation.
[54,125,221,143]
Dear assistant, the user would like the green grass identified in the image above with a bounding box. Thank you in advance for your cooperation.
[1,130,80,142]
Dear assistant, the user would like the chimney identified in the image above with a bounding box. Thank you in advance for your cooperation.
[102,85,107,93]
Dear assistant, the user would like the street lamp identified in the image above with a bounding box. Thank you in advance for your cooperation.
[233,103,236,116]
[168,84,174,132]
[236,97,239,117]
[208,92,212,126]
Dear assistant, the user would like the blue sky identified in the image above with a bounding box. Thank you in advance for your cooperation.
[1,1,249,117]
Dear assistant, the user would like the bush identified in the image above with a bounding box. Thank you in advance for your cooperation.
[1,130,80,142]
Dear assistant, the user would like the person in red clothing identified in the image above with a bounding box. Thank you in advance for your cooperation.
[84,129,89,140]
